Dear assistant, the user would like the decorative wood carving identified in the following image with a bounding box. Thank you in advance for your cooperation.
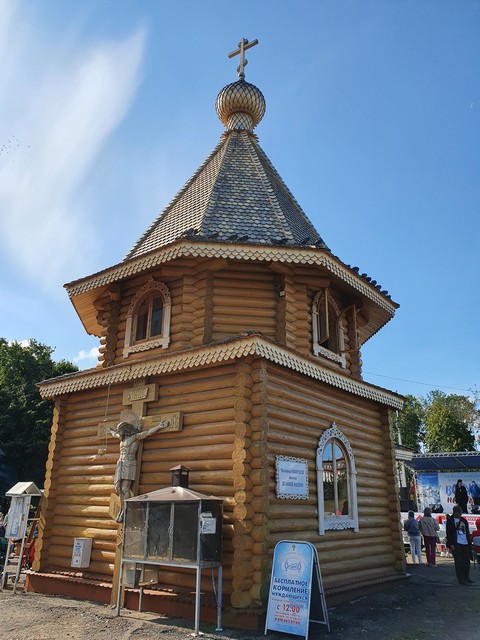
[123,278,172,357]
[316,423,359,536]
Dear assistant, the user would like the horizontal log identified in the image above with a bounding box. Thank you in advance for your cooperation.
[55,483,113,496]
[53,515,115,529]
[54,505,111,518]
[55,495,110,507]
[48,544,115,564]
[50,536,115,551]
[58,465,115,484]
[48,557,114,575]
[268,518,318,533]
[47,525,116,541]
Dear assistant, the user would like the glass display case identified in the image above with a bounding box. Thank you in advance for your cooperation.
[116,469,223,636]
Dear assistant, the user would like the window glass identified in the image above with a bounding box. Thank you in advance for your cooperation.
[322,443,335,515]
[317,426,357,533]
[316,293,338,353]
[150,296,163,337]
[135,299,149,341]
[146,503,170,561]
[318,308,328,344]
[322,440,349,516]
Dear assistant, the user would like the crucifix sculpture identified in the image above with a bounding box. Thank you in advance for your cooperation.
[98,380,183,523]
[228,37,259,80]
[108,409,170,522]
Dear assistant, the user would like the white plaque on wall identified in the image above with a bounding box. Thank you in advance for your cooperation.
[275,455,309,500]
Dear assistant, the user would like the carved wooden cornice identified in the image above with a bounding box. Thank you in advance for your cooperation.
[65,240,398,314]
[38,334,403,409]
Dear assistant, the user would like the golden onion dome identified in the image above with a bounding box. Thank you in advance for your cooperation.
[215,79,266,132]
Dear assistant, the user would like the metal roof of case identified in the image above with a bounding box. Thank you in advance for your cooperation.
[125,78,326,261]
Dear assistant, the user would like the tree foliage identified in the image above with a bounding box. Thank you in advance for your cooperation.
[0,339,77,488]
[393,395,424,453]
[423,390,478,453]
[394,389,479,453]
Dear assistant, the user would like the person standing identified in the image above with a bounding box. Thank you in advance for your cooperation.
[470,517,480,564]
[404,510,423,565]
[454,479,469,513]
[469,480,480,507]
[446,505,473,585]
[419,506,440,566]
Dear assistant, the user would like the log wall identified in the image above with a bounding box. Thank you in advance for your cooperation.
[101,259,360,384]
[261,362,403,591]
[35,363,246,599]
[211,266,277,342]
[35,352,401,613]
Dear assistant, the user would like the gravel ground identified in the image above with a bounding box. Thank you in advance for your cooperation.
[1,557,479,640]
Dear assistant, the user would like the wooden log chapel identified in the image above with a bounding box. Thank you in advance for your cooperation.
[27,38,406,630]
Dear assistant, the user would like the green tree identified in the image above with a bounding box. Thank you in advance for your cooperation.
[393,394,424,453]
[0,339,77,488]
[423,390,477,453]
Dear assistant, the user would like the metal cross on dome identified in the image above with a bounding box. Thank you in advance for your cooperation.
[228,37,259,80]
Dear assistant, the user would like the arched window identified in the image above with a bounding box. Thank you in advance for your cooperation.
[123,278,171,356]
[312,290,345,366]
[316,423,358,535]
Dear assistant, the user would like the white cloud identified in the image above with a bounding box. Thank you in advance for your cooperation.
[74,347,100,363]
[0,2,146,293]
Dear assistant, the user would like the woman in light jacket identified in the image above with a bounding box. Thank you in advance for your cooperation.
[404,511,423,564]
[419,506,440,566]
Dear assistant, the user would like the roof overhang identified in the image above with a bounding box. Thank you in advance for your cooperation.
[65,239,398,339]
[38,333,403,410]
[405,452,480,472]
[6,481,42,497]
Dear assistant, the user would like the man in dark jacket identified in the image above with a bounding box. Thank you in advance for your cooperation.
[446,505,473,585]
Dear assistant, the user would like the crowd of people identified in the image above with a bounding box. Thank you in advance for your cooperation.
[404,477,480,586]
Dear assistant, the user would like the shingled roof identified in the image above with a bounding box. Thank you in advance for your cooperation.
[125,79,327,261]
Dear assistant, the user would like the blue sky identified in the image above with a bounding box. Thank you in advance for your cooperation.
[0,0,478,399]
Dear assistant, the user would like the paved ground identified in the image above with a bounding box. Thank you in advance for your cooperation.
[1,556,479,639]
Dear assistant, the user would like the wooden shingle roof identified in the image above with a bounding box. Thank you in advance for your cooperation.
[125,129,327,261]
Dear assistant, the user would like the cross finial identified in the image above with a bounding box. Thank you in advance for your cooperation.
[228,38,259,80]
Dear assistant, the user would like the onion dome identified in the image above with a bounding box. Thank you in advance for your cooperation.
[216,80,266,132]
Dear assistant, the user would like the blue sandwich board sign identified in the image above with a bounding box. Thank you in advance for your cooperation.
[265,540,330,638]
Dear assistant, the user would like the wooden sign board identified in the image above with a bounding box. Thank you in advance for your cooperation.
[275,455,309,500]
[265,540,330,637]
[122,383,158,406]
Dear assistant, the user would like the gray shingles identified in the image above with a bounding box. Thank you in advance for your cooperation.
[125,130,327,261]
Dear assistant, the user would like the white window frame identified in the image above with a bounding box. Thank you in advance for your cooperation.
[312,291,346,367]
[123,278,172,357]
[316,423,358,535]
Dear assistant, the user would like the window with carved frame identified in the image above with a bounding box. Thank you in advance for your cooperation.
[316,423,358,535]
[312,290,345,366]
[123,278,172,357]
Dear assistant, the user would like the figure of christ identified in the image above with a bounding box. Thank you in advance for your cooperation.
[108,412,170,522]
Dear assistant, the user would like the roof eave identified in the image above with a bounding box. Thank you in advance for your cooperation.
[65,239,397,336]
[37,333,404,410]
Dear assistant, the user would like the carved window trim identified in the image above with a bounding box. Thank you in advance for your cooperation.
[312,290,346,367]
[123,278,172,357]
[316,423,359,535]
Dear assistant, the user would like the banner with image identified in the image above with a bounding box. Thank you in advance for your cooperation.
[417,471,480,514]
[416,473,440,512]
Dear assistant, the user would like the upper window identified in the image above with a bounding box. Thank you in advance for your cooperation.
[312,290,345,366]
[123,278,171,356]
[316,424,358,535]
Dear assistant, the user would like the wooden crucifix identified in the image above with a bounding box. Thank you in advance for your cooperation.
[97,380,182,521]
[228,37,259,80]
[105,379,183,605]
